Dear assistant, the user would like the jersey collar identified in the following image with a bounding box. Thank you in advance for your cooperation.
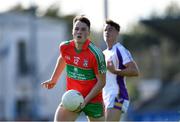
[110,42,120,50]
[70,39,91,50]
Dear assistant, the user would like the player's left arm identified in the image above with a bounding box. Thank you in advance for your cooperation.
[84,72,106,105]
[107,60,139,77]
[83,49,106,105]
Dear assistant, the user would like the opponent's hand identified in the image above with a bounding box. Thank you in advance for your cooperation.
[107,61,116,74]
[41,80,56,89]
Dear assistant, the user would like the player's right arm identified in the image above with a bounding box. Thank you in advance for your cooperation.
[41,55,66,89]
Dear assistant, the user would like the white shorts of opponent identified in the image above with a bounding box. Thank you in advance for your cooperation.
[104,94,129,113]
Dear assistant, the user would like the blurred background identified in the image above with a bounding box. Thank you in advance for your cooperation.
[0,0,180,121]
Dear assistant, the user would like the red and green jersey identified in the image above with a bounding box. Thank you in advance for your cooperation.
[59,39,106,103]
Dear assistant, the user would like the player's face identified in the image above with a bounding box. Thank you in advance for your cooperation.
[103,24,118,43]
[72,21,90,44]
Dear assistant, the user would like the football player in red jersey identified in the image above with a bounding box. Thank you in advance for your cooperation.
[41,15,106,121]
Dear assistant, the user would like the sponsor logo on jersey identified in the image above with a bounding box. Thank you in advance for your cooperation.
[74,67,78,72]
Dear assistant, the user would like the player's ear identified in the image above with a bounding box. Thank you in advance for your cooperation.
[87,29,90,36]
[72,25,74,35]
[72,29,74,36]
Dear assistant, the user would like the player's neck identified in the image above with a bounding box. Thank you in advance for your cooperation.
[74,38,87,50]
[75,42,83,50]
[107,40,117,50]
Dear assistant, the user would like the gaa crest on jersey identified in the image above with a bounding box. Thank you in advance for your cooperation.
[83,59,88,67]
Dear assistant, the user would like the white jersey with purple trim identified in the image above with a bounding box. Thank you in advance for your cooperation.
[103,42,134,101]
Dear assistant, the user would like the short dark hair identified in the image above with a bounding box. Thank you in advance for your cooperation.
[105,20,120,32]
[73,15,91,30]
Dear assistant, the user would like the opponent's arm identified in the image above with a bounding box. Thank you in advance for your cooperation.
[107,61,139,77]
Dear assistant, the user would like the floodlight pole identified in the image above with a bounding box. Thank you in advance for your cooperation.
[104,0,108,20]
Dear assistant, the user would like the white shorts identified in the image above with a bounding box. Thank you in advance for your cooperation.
[103,94,129,113]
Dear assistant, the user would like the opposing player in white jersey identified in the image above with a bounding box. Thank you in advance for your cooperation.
[102,20,139,121]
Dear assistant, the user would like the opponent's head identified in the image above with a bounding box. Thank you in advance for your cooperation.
[72,15,90,44]
[103,20,120,43]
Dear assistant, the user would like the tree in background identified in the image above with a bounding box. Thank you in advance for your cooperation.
[122,1,180,86]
